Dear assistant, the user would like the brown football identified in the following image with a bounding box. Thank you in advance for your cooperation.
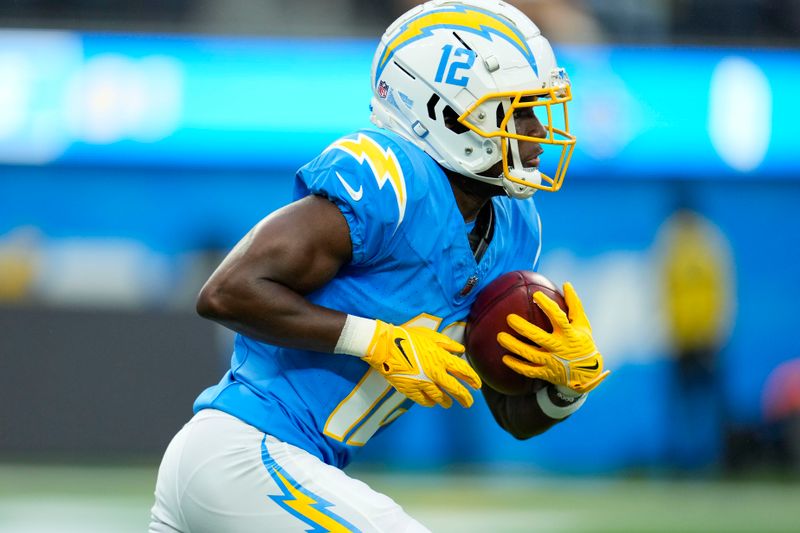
[465,270,568,396]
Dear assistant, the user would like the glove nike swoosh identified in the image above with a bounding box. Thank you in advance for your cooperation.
[394,337,412,365]
[358,320,481,408]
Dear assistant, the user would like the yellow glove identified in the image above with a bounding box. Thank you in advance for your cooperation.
[359,320,481,408]
[497,282,610,393]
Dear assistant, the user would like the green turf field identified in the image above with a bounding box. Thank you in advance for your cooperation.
[0,463,798,532]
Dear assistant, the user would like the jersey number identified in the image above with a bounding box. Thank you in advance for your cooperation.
[323,314,466,446]
[434,45,476,87]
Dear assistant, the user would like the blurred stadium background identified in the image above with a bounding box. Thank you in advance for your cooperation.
[2,0,800,531]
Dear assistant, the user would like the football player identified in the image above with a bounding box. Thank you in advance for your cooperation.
[150,1,609,531]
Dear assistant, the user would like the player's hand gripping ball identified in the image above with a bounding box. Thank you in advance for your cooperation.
[467,271,611,395]
[465,271,567,395]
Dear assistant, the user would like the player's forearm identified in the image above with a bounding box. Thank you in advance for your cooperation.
[482,383,562,439]
[197,275,346,353]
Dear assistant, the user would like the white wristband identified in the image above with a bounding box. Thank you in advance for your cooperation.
[334,315,377,357]
[536,385,588,420]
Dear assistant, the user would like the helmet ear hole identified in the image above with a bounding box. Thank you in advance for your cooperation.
[426,94,440,120]
[495,102,505,128]
[442,105,469,134]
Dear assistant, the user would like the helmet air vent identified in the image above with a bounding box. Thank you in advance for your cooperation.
[427,94,440,120]
[443,106,469,134]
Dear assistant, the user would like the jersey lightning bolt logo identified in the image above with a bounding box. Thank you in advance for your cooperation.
[375,5,537,82]
[261,437,360,533]
[329,134,407,230]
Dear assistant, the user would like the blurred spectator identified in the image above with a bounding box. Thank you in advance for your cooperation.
[763,358,800,473]
[657,193,734,470]
[0,227,40,302]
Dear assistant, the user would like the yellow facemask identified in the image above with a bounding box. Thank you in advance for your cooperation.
[459,83,576,192]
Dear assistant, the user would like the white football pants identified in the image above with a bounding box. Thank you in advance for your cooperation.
[149,409,429,533]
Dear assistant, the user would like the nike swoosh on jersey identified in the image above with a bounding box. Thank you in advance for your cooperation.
[394,337,412,366]
[336,171,363,201]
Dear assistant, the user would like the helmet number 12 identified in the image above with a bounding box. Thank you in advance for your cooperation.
[434,45,476,87]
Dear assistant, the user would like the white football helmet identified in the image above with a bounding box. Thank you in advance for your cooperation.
[370,0,576,198]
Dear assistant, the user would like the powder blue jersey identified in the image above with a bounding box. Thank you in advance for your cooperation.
[194,128,542,469]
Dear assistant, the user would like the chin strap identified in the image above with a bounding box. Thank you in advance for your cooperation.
[467,201,495,263]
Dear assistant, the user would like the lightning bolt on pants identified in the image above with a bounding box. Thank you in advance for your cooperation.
[149,409,429,533]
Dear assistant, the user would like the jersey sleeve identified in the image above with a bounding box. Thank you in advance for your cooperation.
[294,132,412,266]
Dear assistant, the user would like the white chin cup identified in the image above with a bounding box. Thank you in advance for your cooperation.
[501,122,539,199]
[502,167,540,199]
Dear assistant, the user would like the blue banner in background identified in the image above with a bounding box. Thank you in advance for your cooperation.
[3,30,800,471]
[0,30,798,177]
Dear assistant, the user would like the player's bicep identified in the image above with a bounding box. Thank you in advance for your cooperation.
[228,195,353,295]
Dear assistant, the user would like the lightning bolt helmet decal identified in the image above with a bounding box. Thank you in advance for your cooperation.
[375,4,537,83]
